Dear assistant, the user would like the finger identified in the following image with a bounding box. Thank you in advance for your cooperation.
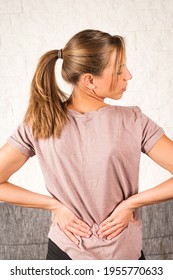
[66,225,91,238]
[73,220,92,234]
[98,223,125,238]
[106,226,126,240]
[75,218,91,230]
[99,216,113,228]
[97,220,115,235]
[130,214,136,223]
[71,221,92,234]
[98,225,117,238]
[63,229,80,245]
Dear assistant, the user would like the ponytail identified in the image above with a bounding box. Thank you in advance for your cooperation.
[24,50,69,139]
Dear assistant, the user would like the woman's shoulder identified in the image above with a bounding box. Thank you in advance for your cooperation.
[110,105,142,118]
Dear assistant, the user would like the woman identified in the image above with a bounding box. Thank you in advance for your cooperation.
[0,29,173,260]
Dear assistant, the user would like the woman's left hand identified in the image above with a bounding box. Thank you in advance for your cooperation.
[97,200,135,240]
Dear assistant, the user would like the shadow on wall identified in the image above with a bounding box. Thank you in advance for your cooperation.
[0,201,173,260]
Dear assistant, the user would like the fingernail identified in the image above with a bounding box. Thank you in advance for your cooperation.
[75,241,79,245]
[107,237,111,240]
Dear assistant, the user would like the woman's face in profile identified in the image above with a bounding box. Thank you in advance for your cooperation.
[94,50,133,100]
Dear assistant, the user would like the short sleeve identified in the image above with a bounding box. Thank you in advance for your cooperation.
[7,122,35,157]
[136,107,165,154]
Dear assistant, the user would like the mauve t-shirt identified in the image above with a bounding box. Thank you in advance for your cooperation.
[7,105,164,259]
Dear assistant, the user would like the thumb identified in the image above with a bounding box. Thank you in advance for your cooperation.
[130,212,136,223]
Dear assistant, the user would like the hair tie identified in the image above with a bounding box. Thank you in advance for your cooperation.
[57,49,63,59]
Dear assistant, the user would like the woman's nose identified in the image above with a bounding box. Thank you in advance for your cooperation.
[124,69,132,81]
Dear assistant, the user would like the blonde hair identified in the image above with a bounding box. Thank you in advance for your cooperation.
[24,29,125,139]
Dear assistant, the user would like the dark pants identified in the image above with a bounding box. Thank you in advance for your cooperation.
[46,239,146,260]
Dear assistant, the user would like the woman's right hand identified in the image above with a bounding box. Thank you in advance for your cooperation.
[51,203,92,245]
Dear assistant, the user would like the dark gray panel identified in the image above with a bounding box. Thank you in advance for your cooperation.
[143,236,173,259]
[0,204,51,245]
[0,244,48,260]
[142,201,173,239]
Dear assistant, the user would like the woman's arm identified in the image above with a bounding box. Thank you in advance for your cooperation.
[126,135,173,208]
[98,134,173,240]
[0,143,65,209]
[0,143,91,244]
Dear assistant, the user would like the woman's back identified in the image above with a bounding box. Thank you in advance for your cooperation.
[7,105,164,259]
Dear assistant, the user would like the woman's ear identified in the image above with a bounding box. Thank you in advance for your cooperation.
[81,73,95,90]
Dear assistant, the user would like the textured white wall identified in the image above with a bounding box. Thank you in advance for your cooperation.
[0,0,173,195]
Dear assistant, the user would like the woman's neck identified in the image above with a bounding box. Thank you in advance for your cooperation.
[67,87,108,114]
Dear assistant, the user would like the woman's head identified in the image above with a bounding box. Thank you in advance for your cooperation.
[24,29,129,139]
[61,29,126,85]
